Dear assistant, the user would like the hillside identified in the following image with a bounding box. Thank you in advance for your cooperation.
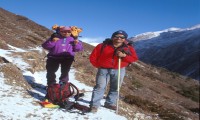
[0,8,199,120]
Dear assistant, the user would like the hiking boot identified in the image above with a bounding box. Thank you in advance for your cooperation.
[89,106,98,113]
[74,92,84,100]
[104,103,117,110]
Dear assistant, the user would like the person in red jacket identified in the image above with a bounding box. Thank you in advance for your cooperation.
[89,30,138,112]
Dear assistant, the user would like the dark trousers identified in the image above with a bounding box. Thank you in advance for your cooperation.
[46,57,74,85]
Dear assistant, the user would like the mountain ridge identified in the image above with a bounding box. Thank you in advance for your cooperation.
[129,25,200,80]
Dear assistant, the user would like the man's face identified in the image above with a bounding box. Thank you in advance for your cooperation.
[112,34,126,44]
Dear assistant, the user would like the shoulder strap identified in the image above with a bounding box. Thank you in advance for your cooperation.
[100,38,112,54]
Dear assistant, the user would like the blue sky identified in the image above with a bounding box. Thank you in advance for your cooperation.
[0,0,199,42]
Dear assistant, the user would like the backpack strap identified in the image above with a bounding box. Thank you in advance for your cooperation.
[60,82,71,102]
[100,38,112,54]
[69,82,80,101]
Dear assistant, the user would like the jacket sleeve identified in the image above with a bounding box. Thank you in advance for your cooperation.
[73,40,84,52]
[42,38,56,50]
[89,44,102,68]
[122,46,138,63]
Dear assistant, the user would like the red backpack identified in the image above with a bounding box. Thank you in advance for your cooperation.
[47,82,79,105]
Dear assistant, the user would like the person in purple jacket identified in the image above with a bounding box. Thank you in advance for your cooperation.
[42,26,83,86]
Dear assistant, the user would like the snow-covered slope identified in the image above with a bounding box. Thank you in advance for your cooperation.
[0,46,128,120]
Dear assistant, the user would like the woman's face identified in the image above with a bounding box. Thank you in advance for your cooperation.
[60,30,72,37]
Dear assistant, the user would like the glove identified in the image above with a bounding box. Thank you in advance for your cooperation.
[117,47,131,56]
[120,48,131,55]
[52,38,59,42]
[116,51,127,58]
[50,33,59,40]
[74,39,79,45]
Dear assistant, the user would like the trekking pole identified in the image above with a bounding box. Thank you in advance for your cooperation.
[116,57,121,114]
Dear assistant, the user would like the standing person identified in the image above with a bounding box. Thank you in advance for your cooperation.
[89,30,138,112]
[42,26,83,87]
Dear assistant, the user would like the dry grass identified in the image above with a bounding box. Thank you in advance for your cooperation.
[73,44,199,120]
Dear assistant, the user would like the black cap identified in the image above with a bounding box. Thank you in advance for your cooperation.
[111,30,128,39]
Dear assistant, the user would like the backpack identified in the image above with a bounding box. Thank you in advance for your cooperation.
[47,82,80,106]
[46,82,90,113]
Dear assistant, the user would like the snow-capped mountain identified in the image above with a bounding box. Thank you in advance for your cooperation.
[129,24,200,80]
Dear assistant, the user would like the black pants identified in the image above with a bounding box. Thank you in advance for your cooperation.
[46,57,74,85]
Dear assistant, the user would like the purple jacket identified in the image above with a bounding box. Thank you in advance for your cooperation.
[42,36,83,58]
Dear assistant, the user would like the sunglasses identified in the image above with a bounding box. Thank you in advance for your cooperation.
[114,36,126,39]
[60,31,71,33]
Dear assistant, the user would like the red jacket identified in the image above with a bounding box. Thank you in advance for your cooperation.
[89,43,138,69]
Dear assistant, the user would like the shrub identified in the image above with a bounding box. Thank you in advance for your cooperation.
[124,95,185,120]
